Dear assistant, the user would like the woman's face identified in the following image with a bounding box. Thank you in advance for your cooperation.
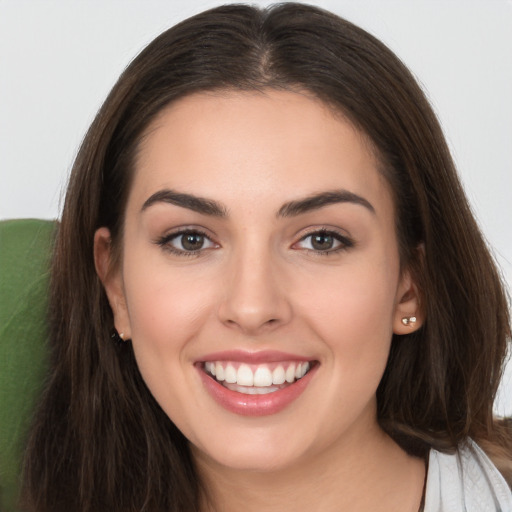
[96,90,421,473]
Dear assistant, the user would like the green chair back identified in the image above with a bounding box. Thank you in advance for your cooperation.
[0,219,56,511]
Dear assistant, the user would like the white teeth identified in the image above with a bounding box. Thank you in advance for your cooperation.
[253,366,273,387]
[224,383,281,395]
[237,364,254,386]
[285,364,296,383]
[224,363,237,383]
[272,365,286,385]
[215,362,225,381]
[254,386,278,394]
[204,361,312,387]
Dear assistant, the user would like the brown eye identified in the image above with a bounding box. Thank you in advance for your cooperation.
[295,230,354,254]
[181,233,206,251]
[157,229,216,255]
[310,233,334,251]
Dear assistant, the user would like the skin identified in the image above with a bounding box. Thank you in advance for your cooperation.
[95,90,425,511]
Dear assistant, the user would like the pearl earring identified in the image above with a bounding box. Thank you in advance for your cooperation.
[401,316,417,327]
[111,329,127,344]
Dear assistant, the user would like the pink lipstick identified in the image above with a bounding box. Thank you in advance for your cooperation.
[196,350,318,416]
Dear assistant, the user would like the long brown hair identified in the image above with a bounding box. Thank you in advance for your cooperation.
[22,3,511,510]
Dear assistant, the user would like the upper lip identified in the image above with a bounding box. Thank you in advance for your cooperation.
[196,349,315,364]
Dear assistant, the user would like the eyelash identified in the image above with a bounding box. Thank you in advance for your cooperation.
[295,229,355,255]
[155,228,216,257]
[155,228,354,257]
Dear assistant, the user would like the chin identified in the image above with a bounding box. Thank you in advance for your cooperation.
[190,427,312,474]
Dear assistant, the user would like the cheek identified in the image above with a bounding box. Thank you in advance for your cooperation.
[120,257,218,425]
[120,252,218,389]
[123,251,213,335]
[296,256,399,372]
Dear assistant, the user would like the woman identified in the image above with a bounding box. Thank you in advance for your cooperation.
[22,3,511,511]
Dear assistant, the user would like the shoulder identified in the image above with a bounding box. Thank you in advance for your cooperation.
[424,439,512,512]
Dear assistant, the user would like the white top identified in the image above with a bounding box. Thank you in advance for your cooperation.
[424,440,512,511]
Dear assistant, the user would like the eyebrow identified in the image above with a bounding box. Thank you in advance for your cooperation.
[141,189,227,217]
[141,188,375,218]
[277,190,375,217]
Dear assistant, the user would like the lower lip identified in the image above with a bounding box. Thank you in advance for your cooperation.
[197,364,318,416]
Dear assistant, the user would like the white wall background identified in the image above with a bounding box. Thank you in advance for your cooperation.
[1,0,511,415]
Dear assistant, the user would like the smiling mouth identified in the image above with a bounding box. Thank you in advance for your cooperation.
[201,360,315,395]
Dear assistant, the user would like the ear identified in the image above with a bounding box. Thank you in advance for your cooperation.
[392,267,424,335]
[94,227,131,339]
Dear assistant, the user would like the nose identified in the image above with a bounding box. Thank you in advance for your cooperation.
[217,246,292,335]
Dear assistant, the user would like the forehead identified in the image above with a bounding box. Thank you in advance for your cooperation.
[129,89,391,215]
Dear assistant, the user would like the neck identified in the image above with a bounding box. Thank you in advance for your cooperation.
[194,420,425,512]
